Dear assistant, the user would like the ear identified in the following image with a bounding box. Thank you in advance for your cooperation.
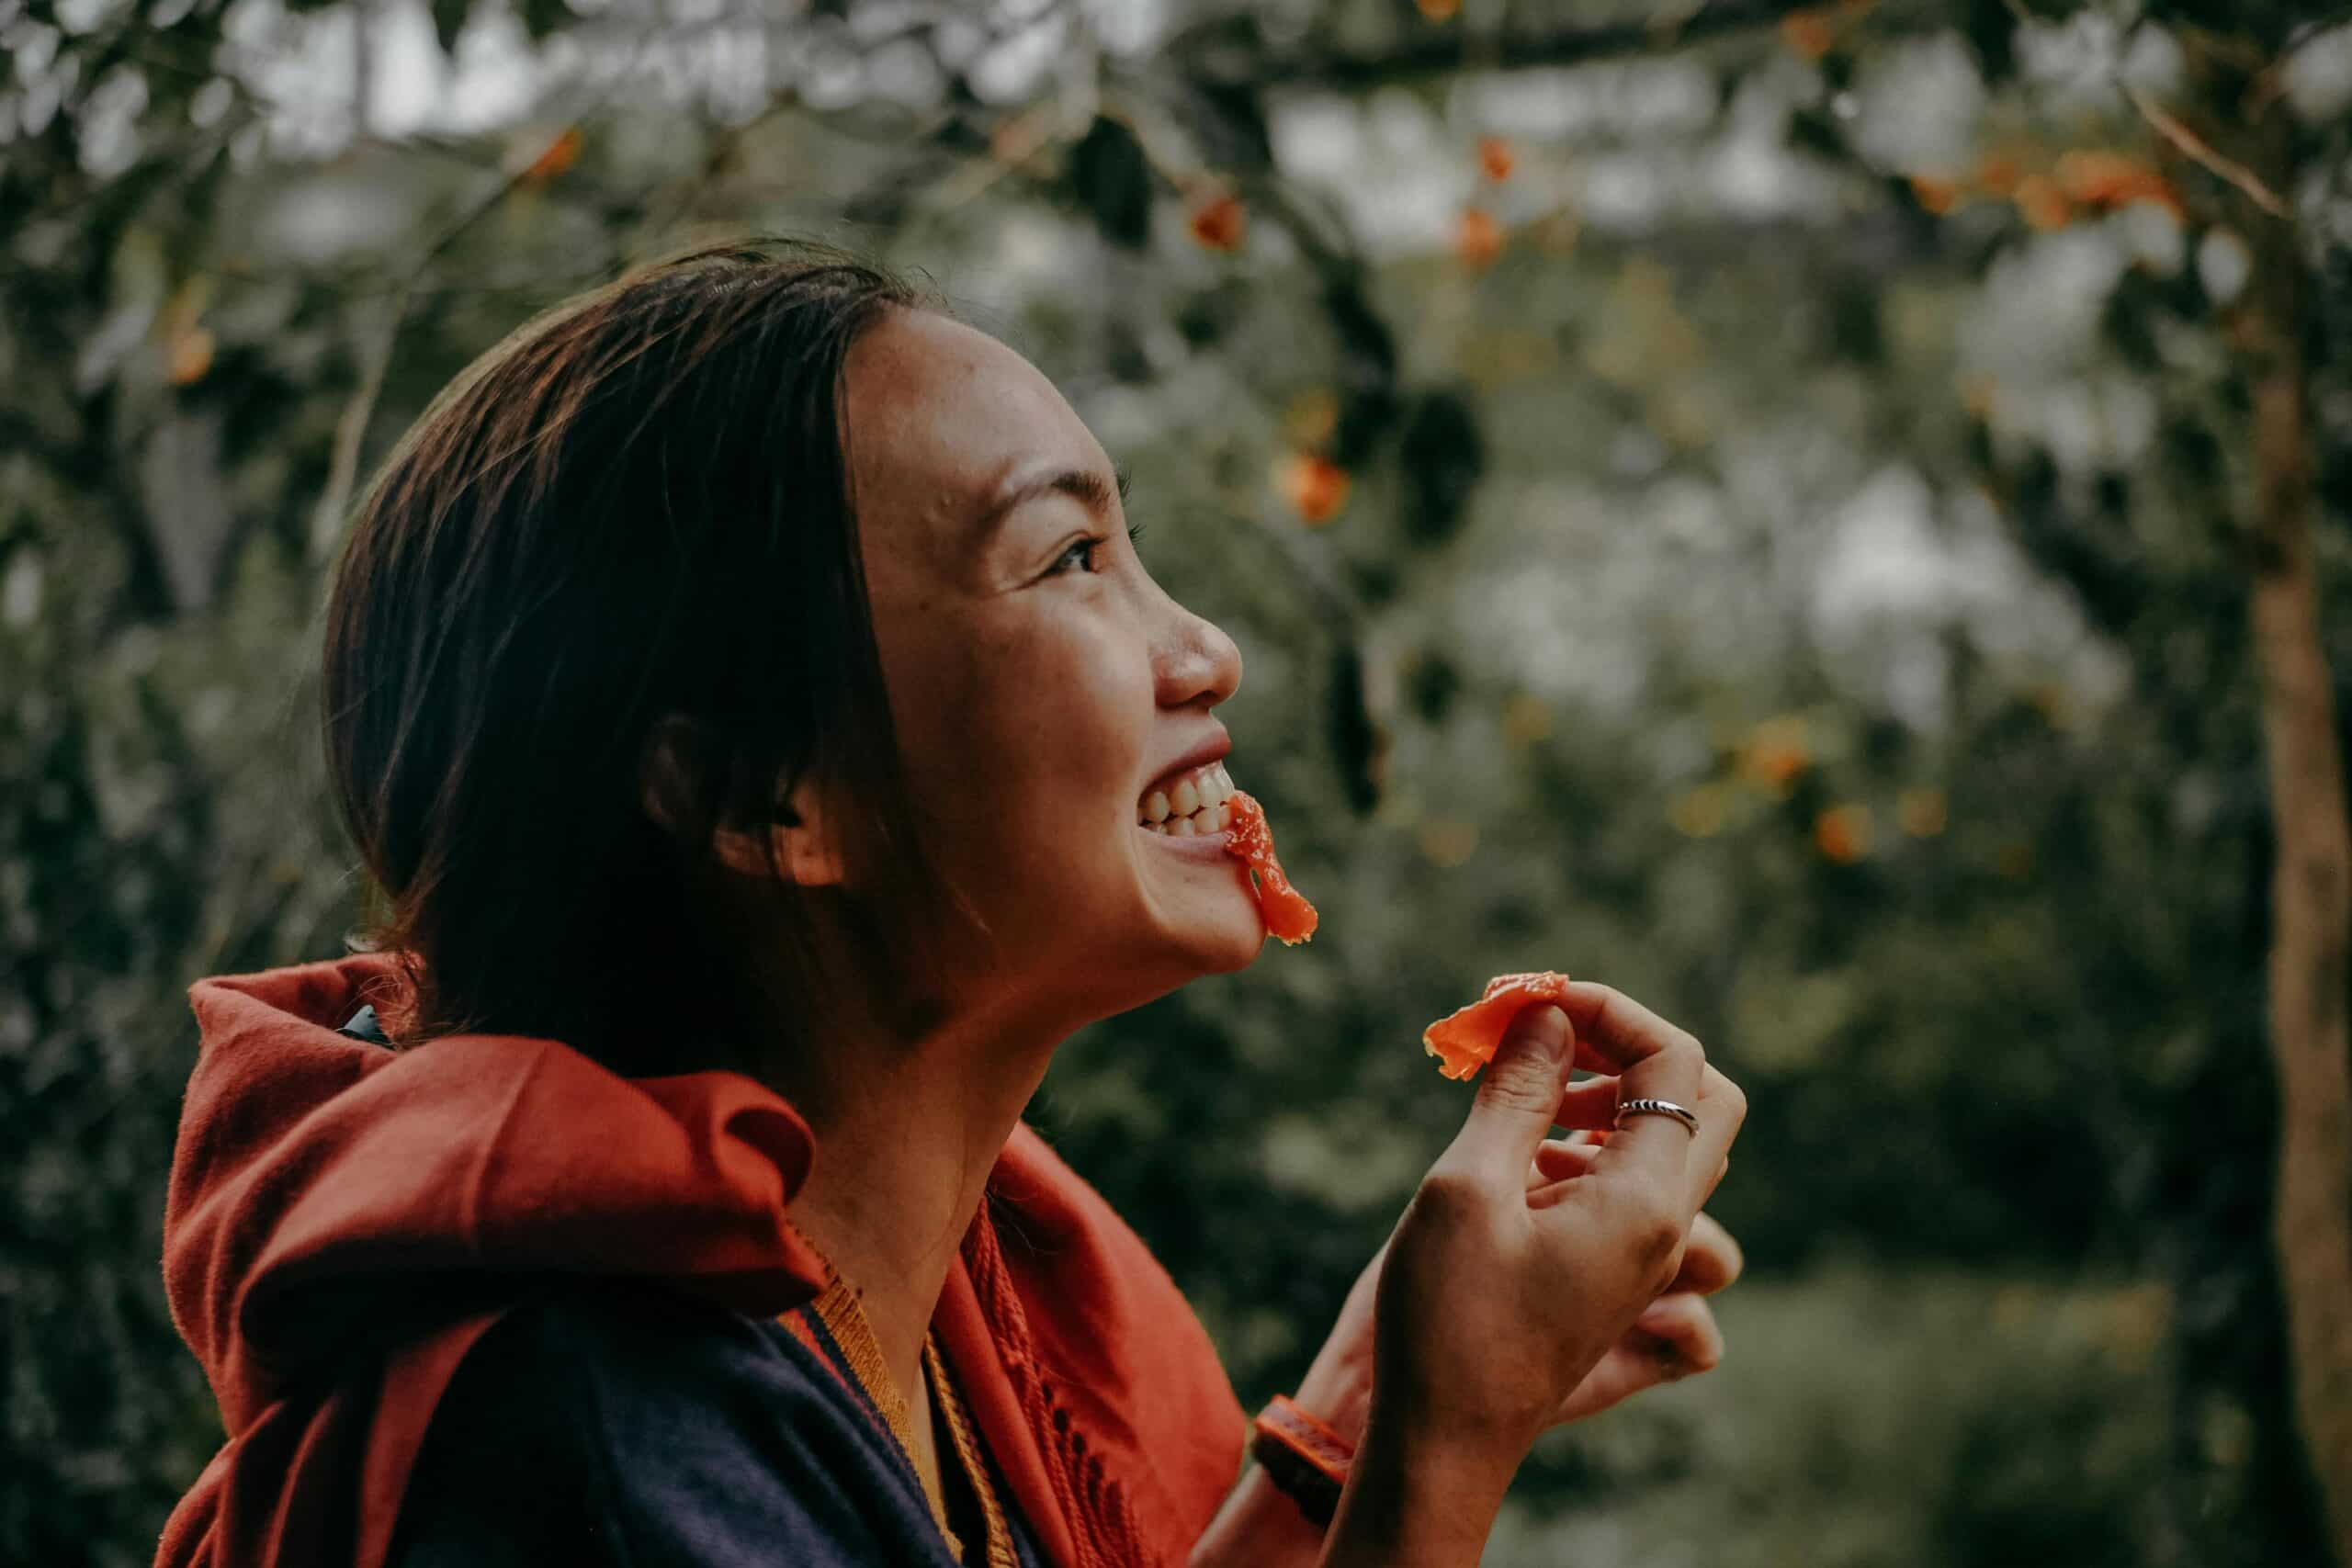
[641,717,847,888]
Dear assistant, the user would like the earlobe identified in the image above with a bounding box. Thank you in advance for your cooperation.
[639,716,701,837]
[642,717,846,887]
[777,776,850,886]
[713,773,846,887]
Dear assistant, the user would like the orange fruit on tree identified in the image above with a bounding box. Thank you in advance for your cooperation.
[1456,207,1503,270]
[1279,453,1350,524]
[2054,150,2179,216]
[166,326,215,387]
[1780,9,1836,60]
[1188,191,1246,252]
[2014,175,2073,231]
[1814,804,1872,863]
[1910,175,1960,214]
[1972,151,2023,197]
[522,127,582,185]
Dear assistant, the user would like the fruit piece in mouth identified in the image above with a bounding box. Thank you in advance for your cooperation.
[1219,790,1318,945]
[1420,970,1574,1080]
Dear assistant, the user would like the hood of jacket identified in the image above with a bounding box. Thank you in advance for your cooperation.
[153,951,1244,1568]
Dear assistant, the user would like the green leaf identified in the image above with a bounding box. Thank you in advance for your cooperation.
[431,0,469,55]
[519,0,571,41]
[1397,388,1483,547]
[1069,117,1152,249]
[1328,646,1385,814]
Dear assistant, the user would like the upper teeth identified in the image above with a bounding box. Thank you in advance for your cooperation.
[1141,762,1235,829]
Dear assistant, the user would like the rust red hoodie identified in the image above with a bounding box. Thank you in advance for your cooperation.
[155,952,1248,1568]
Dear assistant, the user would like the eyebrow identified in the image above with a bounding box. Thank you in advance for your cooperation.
[970,463,1131,543]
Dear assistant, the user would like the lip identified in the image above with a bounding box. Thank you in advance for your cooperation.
[1140,731,1233,803]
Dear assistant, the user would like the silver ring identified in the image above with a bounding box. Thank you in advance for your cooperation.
[1615,1098,1700,1137]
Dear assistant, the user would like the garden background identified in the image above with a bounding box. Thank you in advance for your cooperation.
[6,0,2352,1563]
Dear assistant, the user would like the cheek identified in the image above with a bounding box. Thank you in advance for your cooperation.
[890,614,1143,832]
[1031,630,1146,770]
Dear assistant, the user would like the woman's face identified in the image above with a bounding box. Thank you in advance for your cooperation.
[835,309,1261,1034]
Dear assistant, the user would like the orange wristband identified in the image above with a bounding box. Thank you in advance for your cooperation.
[1249,1394,1353,1527]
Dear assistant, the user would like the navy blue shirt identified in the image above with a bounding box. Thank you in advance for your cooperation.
[333,1006,1052,1567]
[385,1282,1053,1566]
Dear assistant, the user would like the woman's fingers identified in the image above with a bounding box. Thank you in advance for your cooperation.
[1531,1151,1744,1294]
[1531,1136,1598,1185]
[1528,1137,1598,1205]
[1555,1077,1620,1131]
[1547,1292,1728,1427]
[1667,1212,1743,1295]
[1553,979,1701,1074]
[1669,1066,1745,1215]
[1630,1292,1724,1376]
[1556,983,1711,1199]
[1449,1004,1578,1187]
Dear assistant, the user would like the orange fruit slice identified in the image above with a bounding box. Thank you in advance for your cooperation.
[1220,790,1318,945]
[1421,970,1574,1080]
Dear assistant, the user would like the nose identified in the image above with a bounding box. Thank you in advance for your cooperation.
[1153,594,1243,712]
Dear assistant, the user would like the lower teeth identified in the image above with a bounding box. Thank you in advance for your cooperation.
[1145,803,1229,835]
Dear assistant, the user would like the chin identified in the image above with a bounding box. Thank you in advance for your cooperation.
[1177,917,1266,978]
[1098,921,1260,1009]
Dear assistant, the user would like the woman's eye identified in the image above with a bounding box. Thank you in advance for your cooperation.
[1047,520,1144,578]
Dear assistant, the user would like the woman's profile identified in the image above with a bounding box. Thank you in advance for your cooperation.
[153,239,1747,1568]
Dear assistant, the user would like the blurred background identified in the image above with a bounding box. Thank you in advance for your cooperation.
[7,0,2352,1564]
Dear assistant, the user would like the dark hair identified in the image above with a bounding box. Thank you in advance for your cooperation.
[322,238,953,1076]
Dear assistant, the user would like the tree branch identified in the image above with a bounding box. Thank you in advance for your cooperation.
[303,139,560,560]
[2122,83,2291,220]
[2282,8,2352,58]
[1176,0,1818,92]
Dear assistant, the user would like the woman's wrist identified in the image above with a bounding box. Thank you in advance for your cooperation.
[1189,1459,1330,1568]
[1290,1351,1374,1450]
[1317,1412,1519,1568]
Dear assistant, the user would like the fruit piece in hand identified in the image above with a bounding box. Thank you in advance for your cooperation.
[1421,971,1575,1080]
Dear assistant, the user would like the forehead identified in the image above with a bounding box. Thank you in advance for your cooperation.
[839,310,1105,549]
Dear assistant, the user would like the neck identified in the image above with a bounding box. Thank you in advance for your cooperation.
[775,1004,1061,1407]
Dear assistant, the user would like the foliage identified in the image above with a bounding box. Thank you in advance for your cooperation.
[4,2,2349,1565]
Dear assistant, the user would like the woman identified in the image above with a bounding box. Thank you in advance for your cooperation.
[155,240,1747,1568]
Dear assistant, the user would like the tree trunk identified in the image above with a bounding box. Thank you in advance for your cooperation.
[2244,116,2352,1566]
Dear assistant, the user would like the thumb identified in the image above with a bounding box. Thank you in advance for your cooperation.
[1452,1003,1576,1182]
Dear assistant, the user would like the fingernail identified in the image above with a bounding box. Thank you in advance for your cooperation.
[1517,1004,1569,1057]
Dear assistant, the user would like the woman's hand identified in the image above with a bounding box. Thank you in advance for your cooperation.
[1295,1134,1743,1445]
[1527,1134,1743,1423]
[1319,983,1746,1565]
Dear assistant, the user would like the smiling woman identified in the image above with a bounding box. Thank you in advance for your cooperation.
[153,237,1747,1568]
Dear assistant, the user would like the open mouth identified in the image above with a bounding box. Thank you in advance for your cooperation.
[1136,761,1236,837]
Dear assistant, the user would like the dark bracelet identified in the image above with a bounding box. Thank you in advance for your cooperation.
[1249,1394,1354,1528]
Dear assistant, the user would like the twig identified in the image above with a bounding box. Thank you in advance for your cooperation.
[2121,82,2291,220]
[2282,7,2352,57]
[927,106,1063,212]
[305,141,556,559]
[304,23,659,560]
[1175,0,1820,92]
[1213,480,1362,633]
[2246,9,2352,116]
